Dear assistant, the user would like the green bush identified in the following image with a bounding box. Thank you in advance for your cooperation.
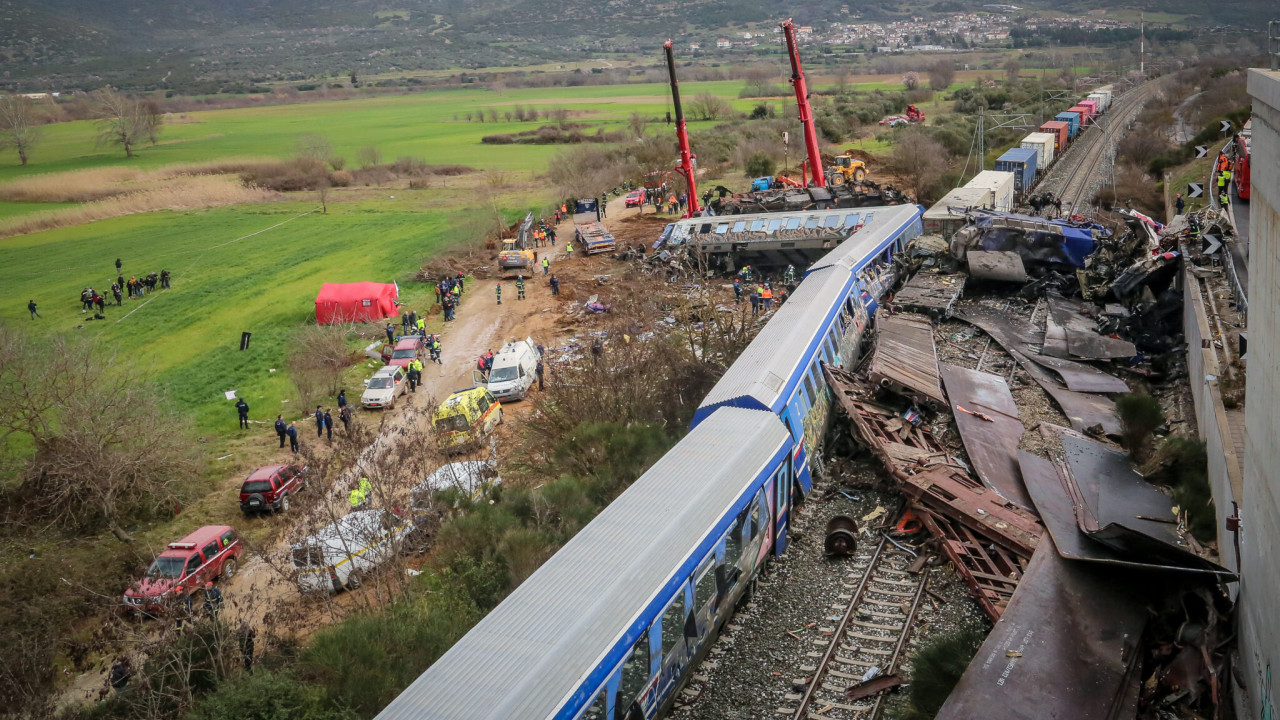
[1115,392,1165,462]
[902,627,987,719]
[188,670,356,720]
[299,582,481,718]
[745,152,776,178]
[1163,436,1215,541]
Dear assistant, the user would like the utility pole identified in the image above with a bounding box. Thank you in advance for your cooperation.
[977,106,985,172]
[1140,13,1145,77]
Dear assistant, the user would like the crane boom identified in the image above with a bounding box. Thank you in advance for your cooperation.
[664,40,700,217]
[781,19,825,187]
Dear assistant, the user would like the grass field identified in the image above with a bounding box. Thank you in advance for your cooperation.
[0,194,530,434]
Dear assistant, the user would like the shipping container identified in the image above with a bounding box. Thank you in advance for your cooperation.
[1096,85,1115,106]
[1078,100,1099,119]
[1069,105,1093,126]
[964,170,1016,212]
[994,147,1038,194]
[922,187,995,238]
[1040,121,1070,151]
[1021,132,1057,168]
[1055,112,1080,138]
[1087,91,1110,113]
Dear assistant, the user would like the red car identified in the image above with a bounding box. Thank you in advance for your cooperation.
[624,189,645,208]
[387,337,424,369]
[239,464,307,515]
[123,525,242,613]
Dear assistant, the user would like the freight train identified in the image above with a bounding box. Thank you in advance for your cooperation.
[374,203,924,720]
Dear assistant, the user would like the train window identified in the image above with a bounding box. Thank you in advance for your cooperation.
[843,213,860,227]
[733,221,747,233]
[805,217,820,229]
[749,499,762,540]
[864,213,875,224]
[617,639,650,713]
[768,219,783,232]
[698,223,712,234]
[582,691,607,720]
[694,558,717,611]
[802,373,816,407]
[661,593,687,656]
[715,223,729,234]
[785,218,801,230]
[750,220,764,231]
[725,512,745,566]
[824,215,841,228]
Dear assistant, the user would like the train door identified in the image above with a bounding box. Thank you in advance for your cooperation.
[774,465,792,553]
[614,635,652,720]
[656,588,691,702]
[691,554,718,642]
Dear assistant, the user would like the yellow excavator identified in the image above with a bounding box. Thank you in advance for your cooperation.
[828,151,868,185]
[497,212,537,277]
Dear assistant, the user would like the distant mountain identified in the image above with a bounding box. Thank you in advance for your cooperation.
[0,0,1266,91]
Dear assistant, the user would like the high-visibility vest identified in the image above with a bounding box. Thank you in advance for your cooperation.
[349,478,372,507]
[566,243,573,253]
[417,318,426,330]
[542,258,550,267]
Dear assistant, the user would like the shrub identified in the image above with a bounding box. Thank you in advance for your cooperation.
[1115,392,1165,462]
[1162,436,1214,541]
[329,170,353,187]
[902,627,987,719]
[745,152,776,178]
[188,670,356,720]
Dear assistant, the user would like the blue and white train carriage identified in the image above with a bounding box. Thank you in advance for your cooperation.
[376,408,794,720]
[691,203,923,510]
[374,203,924,720]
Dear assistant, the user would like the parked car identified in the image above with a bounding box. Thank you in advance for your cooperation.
[239,464,307,515]
[480,337,540,401]
[291,509,416,593]
[123,525,242,613]
[362,365,408,409]
[387,336,425,370]
[432,387,502,453]
[624,189,645,208]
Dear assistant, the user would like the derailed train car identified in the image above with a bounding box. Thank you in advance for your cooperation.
[375,202,925,720]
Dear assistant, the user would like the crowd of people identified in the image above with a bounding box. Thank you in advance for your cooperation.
[30,258,172,321]
[732,264,799,317]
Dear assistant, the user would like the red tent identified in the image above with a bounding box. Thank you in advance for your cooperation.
[314,282,399,325]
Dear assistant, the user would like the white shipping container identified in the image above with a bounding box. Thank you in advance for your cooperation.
[922,187,996,237]
[1087,91,1110,113]
[964,170,1016,212]
[1020,132,1057,169]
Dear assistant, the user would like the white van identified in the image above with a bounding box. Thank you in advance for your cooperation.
[291,509,416,593]
[483,337,540,401]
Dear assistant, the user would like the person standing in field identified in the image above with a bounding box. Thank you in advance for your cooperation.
[339,404,352,433]
[236,398,250,429]
[323,409,334,442]
[314,406,324,438]
[275,415,287,448]
[286,422,299,453]
[28,300,40,319]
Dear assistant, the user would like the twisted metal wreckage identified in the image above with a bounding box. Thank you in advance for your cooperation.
[818,203,1240,720]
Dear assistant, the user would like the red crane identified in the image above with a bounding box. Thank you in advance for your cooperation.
[664,40,700,217]
[781,19,825,187]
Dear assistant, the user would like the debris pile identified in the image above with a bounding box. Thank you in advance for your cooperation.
[709,179,912,216]
[818,199,1240,718]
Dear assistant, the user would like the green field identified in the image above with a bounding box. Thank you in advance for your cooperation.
[0,197,528,434]
[0,81,776,183]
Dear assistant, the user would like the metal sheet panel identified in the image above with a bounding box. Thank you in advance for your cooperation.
[967,250,1029,282]
[936,543,1148,720]
[940,364,1035,511]
[867,313,946,409]
[376,408,790,720]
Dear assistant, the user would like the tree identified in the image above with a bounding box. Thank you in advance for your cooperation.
[687,92,734,121]
[627,112,649,139]
[356,145,382,167]
[295,132,334,162]
[0,94,43,165]
[888,128,949,203]
[91,89,159,158]
[902,71,920,90]
[835,67,853,95]
[1004,58,1023,84]
[0,329,201,541]
[928,60,956,91]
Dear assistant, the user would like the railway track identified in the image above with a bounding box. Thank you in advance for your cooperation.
[784,536,929,720]
[1043,80,1161,214]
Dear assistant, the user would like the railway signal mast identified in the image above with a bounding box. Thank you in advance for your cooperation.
[782,19,826,187]
[664,40,700,218]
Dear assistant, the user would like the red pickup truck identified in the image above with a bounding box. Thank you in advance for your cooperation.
[123,525,243,614]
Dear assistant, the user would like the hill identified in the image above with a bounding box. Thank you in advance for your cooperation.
[0,0,1267,92]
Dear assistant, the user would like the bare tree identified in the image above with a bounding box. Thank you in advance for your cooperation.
[0,94,43,165]
[0,329,201,541]
[627,112,649,139]
[686,92,734,121]
[295,132,334,162]
[888,128,950,203]
[835,67,853,95]
[1004,58,1023,84]
[91,89,159,158]
[927,60,955,91]
[287,323,359,406]
[902,71,921,90]
[356,145,382,167]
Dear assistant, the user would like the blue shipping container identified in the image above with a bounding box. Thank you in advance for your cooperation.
[994,147,1038,194]
[1055,111,1080,139]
